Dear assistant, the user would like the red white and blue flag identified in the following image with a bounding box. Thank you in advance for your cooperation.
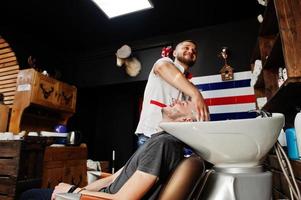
[191,71,257,121]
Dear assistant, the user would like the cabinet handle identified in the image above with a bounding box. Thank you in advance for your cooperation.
[61,91,73,104]
[40,83,54,99]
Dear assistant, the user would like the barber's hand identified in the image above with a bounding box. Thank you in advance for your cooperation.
[51,183,73,200]
[191,94,209,121]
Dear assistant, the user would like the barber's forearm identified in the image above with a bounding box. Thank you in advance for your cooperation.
[156,62,202,99]
[156,64,200,98]
[175,77,201,98]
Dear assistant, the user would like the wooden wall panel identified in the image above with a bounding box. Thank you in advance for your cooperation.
[0,36,20,107]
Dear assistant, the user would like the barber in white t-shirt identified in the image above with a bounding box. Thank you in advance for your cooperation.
[135,40,209,147]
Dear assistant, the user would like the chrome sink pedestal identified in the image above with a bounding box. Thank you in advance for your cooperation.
[199,166,272,200]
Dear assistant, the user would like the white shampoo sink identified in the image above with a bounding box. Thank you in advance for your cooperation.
[160,113,284,167]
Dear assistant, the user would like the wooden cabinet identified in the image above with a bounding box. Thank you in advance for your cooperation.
[251,0,301,197]
[42,146,87,189]
[251,0,301,127]
[1,69,84,197]
[9,68,77,133]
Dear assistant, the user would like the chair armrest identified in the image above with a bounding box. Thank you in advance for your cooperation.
[80,194,111,200]
[79,172,112,200]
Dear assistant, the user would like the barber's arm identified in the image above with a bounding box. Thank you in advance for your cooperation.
[154,61,209,121]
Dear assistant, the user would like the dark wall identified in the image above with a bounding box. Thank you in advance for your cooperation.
[73,19,259,87]
[2,32,76,84]
[68,81,145,169]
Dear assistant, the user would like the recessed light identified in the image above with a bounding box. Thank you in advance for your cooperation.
[92,0,153,19]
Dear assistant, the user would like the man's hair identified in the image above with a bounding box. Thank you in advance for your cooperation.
[170,100,197,122]
[174,40,198,50]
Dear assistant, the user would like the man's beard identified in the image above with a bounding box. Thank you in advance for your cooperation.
[177,55,196,67]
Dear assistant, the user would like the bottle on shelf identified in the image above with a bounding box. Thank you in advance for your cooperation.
[286,127,299,160]
[294,110,301,158]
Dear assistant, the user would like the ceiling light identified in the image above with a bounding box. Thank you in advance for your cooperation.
[92,0,153,19]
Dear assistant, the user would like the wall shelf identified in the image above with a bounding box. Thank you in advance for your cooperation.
[263,79,301,126]
[258,0,278,36]
[251,0,301,197]
[262,34,284,69]
[251,0,301,127]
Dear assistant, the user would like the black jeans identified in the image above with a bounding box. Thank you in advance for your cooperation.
[19,188,53,200]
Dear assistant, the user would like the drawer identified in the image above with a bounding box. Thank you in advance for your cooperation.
[0,141,21,177]
[44,147,87,161]
[0,141,21,157]
[31,73,58,108]
[58,83,77,112]
[0,176,16,196]
[0,158,19,176]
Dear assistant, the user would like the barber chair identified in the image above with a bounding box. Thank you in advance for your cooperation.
[80,155,205,200]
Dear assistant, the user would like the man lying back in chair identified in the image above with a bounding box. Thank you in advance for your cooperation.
[20,100,202,200]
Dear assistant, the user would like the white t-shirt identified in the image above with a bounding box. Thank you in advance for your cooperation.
[135,57,188,137]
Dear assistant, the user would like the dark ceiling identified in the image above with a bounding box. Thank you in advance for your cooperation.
[0,0,263,54]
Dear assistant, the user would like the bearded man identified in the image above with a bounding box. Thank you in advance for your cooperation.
[135,40,209,147]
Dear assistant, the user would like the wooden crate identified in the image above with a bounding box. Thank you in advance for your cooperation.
[0,138,47,199]
[0,141,21,199]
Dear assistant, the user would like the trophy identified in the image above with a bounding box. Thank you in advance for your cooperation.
[219,47,234,81]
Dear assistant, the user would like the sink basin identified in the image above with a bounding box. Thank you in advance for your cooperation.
[160,113,284,167]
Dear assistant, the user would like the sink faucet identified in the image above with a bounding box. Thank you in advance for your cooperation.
[251,109,272,118]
